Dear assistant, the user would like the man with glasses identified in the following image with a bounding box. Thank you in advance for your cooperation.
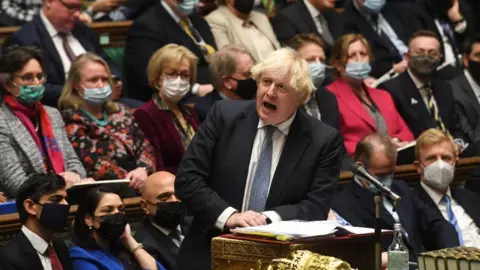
[3,0,121,107]
[381,30,477,156]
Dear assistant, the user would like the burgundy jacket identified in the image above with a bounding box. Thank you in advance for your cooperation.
[133,100,200,174]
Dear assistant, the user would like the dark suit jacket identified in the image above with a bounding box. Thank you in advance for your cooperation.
[332,181,459,259]
[3,16,120,107]
[174,100,343,270]
[313,87,340,130]
[0,231,72,270]
[133,100,200,174]
[195,89,223,123]
[413,183,480,230]
[124,2,217,101]
[134,217,192,270]
[271,1,343,48]
[340,2,423,78]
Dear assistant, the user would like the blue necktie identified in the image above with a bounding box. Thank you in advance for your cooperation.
[248,125,276,212]
[443,194,464,245]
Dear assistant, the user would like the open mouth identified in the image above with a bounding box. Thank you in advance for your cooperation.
[263,101,277,111]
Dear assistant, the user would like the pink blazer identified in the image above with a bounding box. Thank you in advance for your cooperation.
[326,78,414,156]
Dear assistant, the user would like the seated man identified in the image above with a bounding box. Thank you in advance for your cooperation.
[125,0,217,101]
[175,48,343,270]
[3,0,121,107]
[341,0,424,77]
[413,128,480,248]
[332,133,459,261]
[381,30,475,155]
[0,173,72,270]
[135,171,191,270]
[195,45,255,122]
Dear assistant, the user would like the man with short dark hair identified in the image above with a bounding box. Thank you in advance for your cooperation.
[0,173,72,270]
[332,133,459,261]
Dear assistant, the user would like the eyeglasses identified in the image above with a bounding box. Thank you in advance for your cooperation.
[57,0,82,12]
[164,71,192,81]
[14,73,47,84]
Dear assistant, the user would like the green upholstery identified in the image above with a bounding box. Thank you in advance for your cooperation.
[104,47,125,73]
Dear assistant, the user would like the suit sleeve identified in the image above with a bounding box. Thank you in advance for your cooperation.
[388,93,414,142]
[205,14,231,50]
[133,109,166,172]
[175,102,232,229]
[270,14,298,45]
[270,130,343,221]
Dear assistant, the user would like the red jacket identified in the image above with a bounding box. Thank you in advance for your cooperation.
[326,78,414,156]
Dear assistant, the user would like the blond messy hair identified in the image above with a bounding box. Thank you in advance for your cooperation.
[58,53,119,114]
[415,128,456,160]
[251,47,314,102]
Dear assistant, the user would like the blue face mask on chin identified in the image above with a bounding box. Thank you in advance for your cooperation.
[345,62,372,81]
[308,62,326,87]
[177,0,199,16]
[363,0,386,14]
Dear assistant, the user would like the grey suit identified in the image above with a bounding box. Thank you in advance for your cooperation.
[450,72,480,145]
[0,103,86,198]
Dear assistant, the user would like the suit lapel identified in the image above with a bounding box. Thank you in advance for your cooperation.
[34,16,65,80]
[402,73,437,129]
[459,74,480,114]
[295,1,319,34]
[143,221,178,268]
[266,111,310,207]
[349,6,391,51]
[18,231,44,269]
[352,182,395,229]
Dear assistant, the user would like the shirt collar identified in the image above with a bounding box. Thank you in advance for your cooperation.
[407,69,428,90]
[40,11,59,38]
[257,110,297,136]
[420,181,452,206]
[464,69,480,98]
[151,221,181,237]
[217,91,231,100]
[161,0,181,24]
[21,226,49,255]
[353,0,371,19]
[303,0,320,19]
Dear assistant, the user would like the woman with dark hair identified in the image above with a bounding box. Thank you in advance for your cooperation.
[0,45,88,200]
[71,187,165,270]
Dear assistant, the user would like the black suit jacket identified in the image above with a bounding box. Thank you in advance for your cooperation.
[413,183,480,230]
[195,89,223,123]
[124,2,217,102]
[3,16,120,107]
[314,86,340,130]
[0,231,72,270]
[134,217,192,270]
[174,100,343,270]
[332,181,459,259]
[271,1,343,49]
[341,2,423,78]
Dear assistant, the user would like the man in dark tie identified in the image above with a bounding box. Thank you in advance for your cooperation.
[135,171,192,270]
[174,47,344,270]
[413,128,480,247]
[0,173,72,270]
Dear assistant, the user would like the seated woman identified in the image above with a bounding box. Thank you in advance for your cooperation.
[205,0,280,62]
[326,34,414,156]
[134,44,200,174]
[71,187,165,270]
[0,46,87,199]
[58,53,155,192]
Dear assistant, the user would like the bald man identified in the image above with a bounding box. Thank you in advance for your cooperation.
[134,171,191,270]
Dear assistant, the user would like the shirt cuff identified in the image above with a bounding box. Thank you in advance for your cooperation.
[262,211,282,223]
[215,207,237,231]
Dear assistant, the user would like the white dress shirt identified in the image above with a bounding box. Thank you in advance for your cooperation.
[420,182,480,248]
[215,112,297,230]
[21,226,52,270]
[464,69,480,105]
[39,11,86,77]
[151,222,184,247]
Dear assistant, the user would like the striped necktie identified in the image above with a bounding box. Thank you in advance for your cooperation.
[179,19,216,60]
[442,194,464,245]
[423,85,449,134]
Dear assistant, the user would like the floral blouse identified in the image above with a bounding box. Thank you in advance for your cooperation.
[62,104,155,180]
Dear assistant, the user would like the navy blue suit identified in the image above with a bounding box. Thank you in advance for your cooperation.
[195,89,223,123]
[332,180,459,259]
[3,16,121,107]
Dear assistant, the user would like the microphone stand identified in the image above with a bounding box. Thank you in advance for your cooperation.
[374,193,382,270]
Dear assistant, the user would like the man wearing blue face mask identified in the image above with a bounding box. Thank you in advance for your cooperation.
[125,0,217,102]
[413,128,480,248]
[340,0,424,78]
[332,133,459,263]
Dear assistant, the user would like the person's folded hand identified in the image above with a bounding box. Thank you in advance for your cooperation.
[225,210,267,229]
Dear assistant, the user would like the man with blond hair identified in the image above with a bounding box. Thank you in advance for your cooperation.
[414,128,480,248]
[175,47,344,270]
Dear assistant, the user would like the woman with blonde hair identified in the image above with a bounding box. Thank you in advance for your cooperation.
[58,53,155,193]
[134,44,200,174]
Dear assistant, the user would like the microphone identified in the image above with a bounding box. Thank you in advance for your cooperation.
[351,163,401,202]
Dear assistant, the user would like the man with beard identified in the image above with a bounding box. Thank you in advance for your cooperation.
[381,30,475,156]
[135,171,191,270]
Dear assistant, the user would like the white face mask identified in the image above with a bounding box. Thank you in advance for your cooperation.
[161,77,190,102]
[423,160,455,189]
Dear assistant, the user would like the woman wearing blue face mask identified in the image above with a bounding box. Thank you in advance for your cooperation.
[326,33,414,156]
[0,46,88,200]
[58,53,156,195]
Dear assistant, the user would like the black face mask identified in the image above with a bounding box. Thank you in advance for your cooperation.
[234,0,255,14]
[409,55,440,77]
[232,78,257,99]
[469,59,480,83]
[96,213,128,241]
[153,201,186,229]
[37,203,71,233]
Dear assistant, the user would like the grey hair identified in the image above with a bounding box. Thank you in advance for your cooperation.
[209,44,253,91]
[354,133,397,169]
